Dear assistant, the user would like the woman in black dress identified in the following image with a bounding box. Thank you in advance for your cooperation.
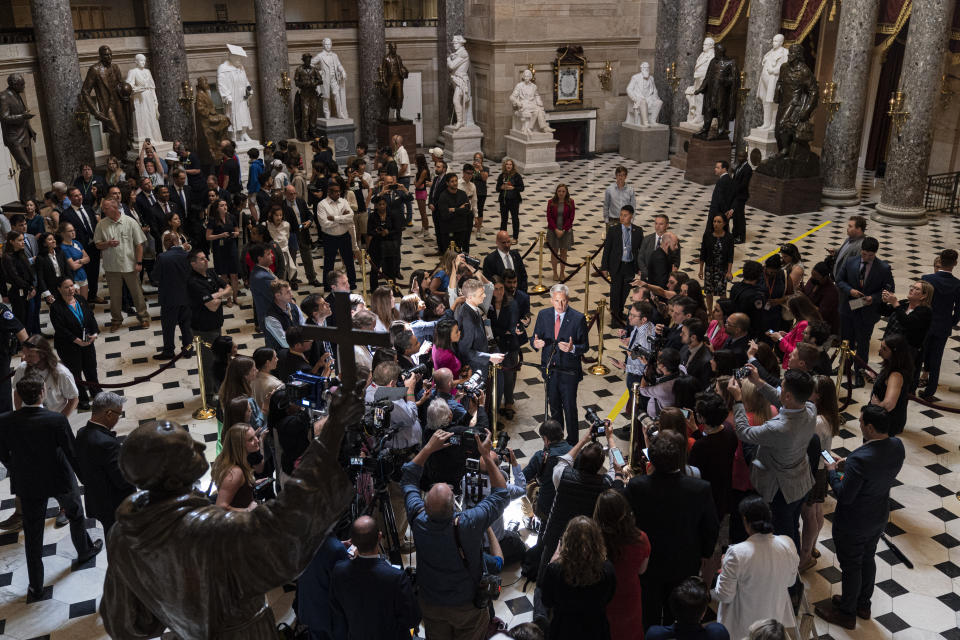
[760,254,788,332]
[698,213,735,311]
[1,231,36,325]
[365,194,404,290]
[495,157,524,241]
[869,333,914,436]
[205,198,240,304]
[34,232,69,309]
[881,280,933,390]
[49,276,101,410]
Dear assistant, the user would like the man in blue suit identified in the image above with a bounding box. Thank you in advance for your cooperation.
[531,283,589,445]
[151,234,193,360]
[330,516,421,640]
[919,248,960,399]
[249,243,277,330]
[815,405,904,630]
[835,236,894,388]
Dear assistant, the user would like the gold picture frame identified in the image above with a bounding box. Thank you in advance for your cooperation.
[553,44,585,106]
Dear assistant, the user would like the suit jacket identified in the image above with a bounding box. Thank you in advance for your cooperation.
[455,303,491,372]
[250,265,278,326]
[731,161,752,213]
[922,271,960,336]
[601,223,644,275]
[330,555,421,640]
[34,249,70,298]
[637,233,680,278]
[836,256,894,322]
[61,204,100,249]
[151,246,193,308]
[685,344,714,389]
[168,184,191,217]
[709,173,735,217]
[0,405,81,499]
[282,197,315,232]
[646,247,674,289]
[482,248,529,292]
[831,235,864,281]
[722,334,749,362]
[623,472,719,581]
[74,421,135,523]
[530,307,589,380]
[135,191,165,244]
[49,295,99,351]
[829,436,904,535]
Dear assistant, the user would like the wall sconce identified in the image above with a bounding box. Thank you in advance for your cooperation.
[178,80,195,110]
[737,71,750,104]
[887,90,910,138]
[278,71,291,102]
[597,61,613,91]
[73,97,90,131]
[822,81,840,123]
[527,63,536,81]
[665,62,680,93]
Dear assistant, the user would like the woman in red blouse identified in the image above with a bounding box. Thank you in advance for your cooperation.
[546,183,576,280]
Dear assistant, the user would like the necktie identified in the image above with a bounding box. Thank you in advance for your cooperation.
[164,203,171,214]
[77,207,92,236]
[504,252,512,270]
[554,314,561,340]
[179,189,187,210]
[149,194,156,206]
[858,261,867,287]
[655,235,661,250]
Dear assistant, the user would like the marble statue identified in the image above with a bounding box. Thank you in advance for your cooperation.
[684,37,715,126]
[217,45,254,142]
[81,45,133,158]
[294,53,322,141]
[125,54,164,143]
[510,69,554,135]
[447,35,475,129]
[757,34,789,131]
[99,384,364,639]
[195,77,231,163]
[625,62,663,126]
[694,42,739,140]
[0,74,37,203]
[311,38,349,120]
[758,44,820,179]
[378,42,409,122]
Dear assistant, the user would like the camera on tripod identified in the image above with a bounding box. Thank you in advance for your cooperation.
[457,371,486,398]
[585,407,606,439]
[286,371,339,414]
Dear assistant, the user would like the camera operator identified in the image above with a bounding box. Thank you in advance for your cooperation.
[609,301,656,419]
[638,347,684,418]
[267,389,325,477]
[364,361,427,450]
[276,326,333,381]
[420,394,488,489]
[522,419,573,523]
[461,441,527,549]
[402,429,509,639]
[425,367,469,425]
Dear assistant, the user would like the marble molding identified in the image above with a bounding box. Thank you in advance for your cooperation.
[357,0,385,147]
[442,124,483,165]
[437,0,466,134]
[504,130,559,174]
[146,0,193,146]
[672,0,708,126]
[738,0,783,155]
[875,0,954,226]
[744,127,778,167]
[619,123,669,163]
[820,0,883,206]
[253,0,292,144]
[29,0,94,181]
[653,0,679,126]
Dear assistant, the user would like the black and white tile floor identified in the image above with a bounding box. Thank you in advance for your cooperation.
[1,156,958,639]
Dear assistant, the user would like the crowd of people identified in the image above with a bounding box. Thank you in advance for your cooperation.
[0,139,957,640]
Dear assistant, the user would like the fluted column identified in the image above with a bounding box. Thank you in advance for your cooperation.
[29,0,94,181]
[671,0,708,125]
[146,0,193,146]
[874,0,953,226]
[437,0,465,135]
[358,0,385,147]
[738,0,782,154]
[653,0,678,125]
[253,0,292,143]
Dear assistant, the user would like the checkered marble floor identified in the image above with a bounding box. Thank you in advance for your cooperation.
[1,155,959,639]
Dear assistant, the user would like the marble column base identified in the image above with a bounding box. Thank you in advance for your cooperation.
[744,128,778,168]
[442,124,483,166]
[748,173,822,215]
[669,125,696,171]
[233,138,261,183]
[504,129,560,174]
[872,201,928,226]
[316,118,357,166]
[619,123,669,163]
[684,137,732,185]
[821,186,861,207]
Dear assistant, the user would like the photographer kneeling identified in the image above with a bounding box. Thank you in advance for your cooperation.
[402,429,509,640]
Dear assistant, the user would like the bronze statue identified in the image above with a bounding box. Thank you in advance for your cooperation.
[693,42,739,140]
[378,42,409,122]
[757,44,820,179]
[81,45,133,158]
[294,53,322,141]
[194,76,231,165]
[0,74,37,202]
[99,383,363,639]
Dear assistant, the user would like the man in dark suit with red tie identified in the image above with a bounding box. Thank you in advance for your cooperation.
[62,186,103,302]
[531,284,590,444]
[601,205,644,327]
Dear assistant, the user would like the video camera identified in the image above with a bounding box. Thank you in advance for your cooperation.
[457,370,486,399]
[621,343,657,361]
[493,432,511,459]
[448,427,481,458]
[585,407,606,439]
[400,363,428,383]
[286,372,339,414]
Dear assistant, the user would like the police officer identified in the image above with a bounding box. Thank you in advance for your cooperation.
[0,300,28,413]
[728,259,767,336]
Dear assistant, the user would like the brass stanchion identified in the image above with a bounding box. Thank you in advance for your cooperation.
[192,335,216,420]
[835,339,850,396]
[589,300,610,375]
[584,259,595,323]
[531,231,548,293]
[629,381,640,469]
[491,361,500,445]
[359,248,369,303]
[448,240,459,253]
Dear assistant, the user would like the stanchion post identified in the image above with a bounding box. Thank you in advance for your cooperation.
[491,362,500,445]
[584,259,595,323]
[192,335,216,420]
[589,300,610,376]
[359,248,369,303]
[628,381,640,468]
[531,231,548,293]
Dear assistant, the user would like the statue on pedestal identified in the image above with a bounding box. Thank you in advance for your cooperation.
[625,62,663,126]
[0,74,37,203]
[757,44,820,179]
[217,44,254,142]
[447,35,475,130]
[294,53,322,141]
[195,76,231,163]
[81,45,133,158]
[378,42,409,122]
[510,69,554,135]
[693,42,738,140]
[311,38,349,120]
[757,34,788,131]
[125,54,164,143]
[683,37,715,126]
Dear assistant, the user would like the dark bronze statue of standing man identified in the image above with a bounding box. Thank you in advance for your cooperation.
[294,53,322,141]
[0,74,37,202]
[81,45,133,159]
[758,44,820,179]
[693,42,739,140]
[378,42,409,122]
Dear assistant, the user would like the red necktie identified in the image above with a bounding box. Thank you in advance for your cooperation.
[554,314,561,340]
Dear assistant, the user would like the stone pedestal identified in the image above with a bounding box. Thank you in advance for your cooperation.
[669,123,698,170]
[504,130,560,174]
[684,137,731,185]
[233,138,261,183]
[744,128,779,168]
[442,124,483,166]
[619,123,669,163]
[376,120,416,163]
[748,173,822,215]
[317,117,357,166]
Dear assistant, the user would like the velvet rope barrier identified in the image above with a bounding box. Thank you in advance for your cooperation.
[75,346,191,388]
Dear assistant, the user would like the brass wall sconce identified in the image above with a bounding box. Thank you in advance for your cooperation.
[822,81,840,123]
[527,63,536,81]
[178,80,195,110]
[887,90,910,137]
[598,61,613,91]
[665,62,680,93]
[737,71,750,104]
[278,71,291,102]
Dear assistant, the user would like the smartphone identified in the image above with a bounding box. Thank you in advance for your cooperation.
[612,448,626,468]
[680,408,691,419]
[821,450,835,465]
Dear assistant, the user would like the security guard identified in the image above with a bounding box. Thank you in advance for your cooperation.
[0,300,28,414]
[728,259,767,337]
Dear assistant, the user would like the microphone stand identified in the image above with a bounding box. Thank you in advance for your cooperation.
[542,339,559,421]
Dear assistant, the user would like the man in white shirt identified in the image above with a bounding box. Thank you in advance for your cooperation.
[93,199,150,331]
[603,166,636,225]
[317,180,356,290]
[392,134,413,226]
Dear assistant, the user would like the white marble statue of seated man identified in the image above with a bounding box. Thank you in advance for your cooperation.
[510,69,554,135]
[625,62,663,126]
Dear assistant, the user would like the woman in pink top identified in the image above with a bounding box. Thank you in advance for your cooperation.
[594,490,650,640]
[706,299,734,352]
[767,294,822,369]
[431,318,463,375]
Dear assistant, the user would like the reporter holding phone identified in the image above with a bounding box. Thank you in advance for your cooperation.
[49,276,101,411]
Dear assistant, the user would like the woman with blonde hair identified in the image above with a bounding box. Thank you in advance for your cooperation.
[211,424,261,511]
[546,183,575,280]
[428,247,458,294]
[540,516,617,640]
[104,155,126,186]
[495,157,524,241]
[369,285,397,332]
[881,280,933,384]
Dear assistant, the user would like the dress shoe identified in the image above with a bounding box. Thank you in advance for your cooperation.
[109,322,122,332]
[290,281,299,291]
[26,586,47,603]
[154,352,175,361]
[832,595,870,620]
[54,509,69,528]
[308,280,322,288]
[0,511,22,531]
[918,390,936,401]
[854,372,865,388]
[814,601,856,630]
[140,320,150,329]
[73,539,104,568]
[798,556,817,572]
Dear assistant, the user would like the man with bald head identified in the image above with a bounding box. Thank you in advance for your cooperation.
[282,183,319,287]
[402,429,509,639]
[430,367,468,423]
[482,230,529,292]
[645,231,679,289]
[94,197,149,330]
